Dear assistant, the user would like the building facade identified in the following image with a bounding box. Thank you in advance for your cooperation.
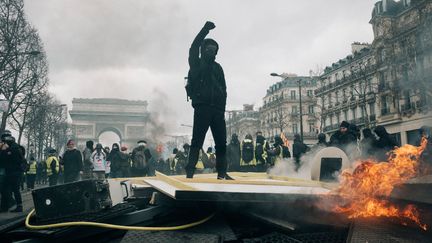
[316,0,432,145]
[371,0,432,145]
[315,43,379,135]
[226,104,261,141]
[260,75,319,145]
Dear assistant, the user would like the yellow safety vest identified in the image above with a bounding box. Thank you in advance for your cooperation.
[28,162,37,175]
[46,156,59,176]
[196,150,205,169]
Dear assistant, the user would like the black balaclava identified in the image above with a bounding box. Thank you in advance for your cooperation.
[374,126,388,138]
[201,38,219,63]
[86,140,94,150]
[256,135,265,145]
[112,143,119,151]
[362,128,373,139]
[318,133,326,143]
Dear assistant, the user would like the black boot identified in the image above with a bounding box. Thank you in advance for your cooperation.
[10,205,23,213]
[217,173,234,180]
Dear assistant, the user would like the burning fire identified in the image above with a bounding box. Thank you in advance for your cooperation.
[333,137,428,230]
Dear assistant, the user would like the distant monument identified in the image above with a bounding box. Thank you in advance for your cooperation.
[69,98,150,149]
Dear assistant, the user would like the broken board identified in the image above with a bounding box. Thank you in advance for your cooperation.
[141,172,334,202]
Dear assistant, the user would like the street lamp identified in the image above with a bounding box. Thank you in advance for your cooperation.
[270,72,304,142]
[180,124,193,128]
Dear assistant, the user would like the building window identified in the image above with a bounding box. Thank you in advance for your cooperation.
[335,91,339,103]
[352,107,357,120]
[291,90,296,100]
[292,106,298,114]
[330,115,334,126]
[381,96,389,115]
[344,110,348,121]
[336,113,340,125]
[369,103,375,115]
[292,123,298,134]
[328,94,332,106]
[343,89,347,101]
[308,105,314,114]
[307,90,313,97]
[309,122,315,133]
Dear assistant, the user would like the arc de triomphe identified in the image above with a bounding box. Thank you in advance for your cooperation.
[69,98,150,149]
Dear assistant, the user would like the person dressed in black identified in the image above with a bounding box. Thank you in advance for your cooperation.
[316,133,329,148]
[0,135,24,212]
[61,140,83,183]
[227,134,241,172]
[255,132,270,172]
[360,128,377,159]
[131,140,153,177]
[184,21,232,180]
[292,134,309,172]
[374,125,398,161]
[329,121,357,153]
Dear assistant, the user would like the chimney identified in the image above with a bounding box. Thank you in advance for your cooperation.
[243,104,254,112]
[351,42,371,55]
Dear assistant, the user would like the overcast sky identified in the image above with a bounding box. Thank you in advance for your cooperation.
[23,0,377,142]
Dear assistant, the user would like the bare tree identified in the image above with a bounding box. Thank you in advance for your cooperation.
[0,0,47,134]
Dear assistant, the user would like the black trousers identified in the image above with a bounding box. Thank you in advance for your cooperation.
[4,173,23,207]
[26,174,36,189]
[64,172,80,183]
[49,174,58,186]
[185,105,227,175]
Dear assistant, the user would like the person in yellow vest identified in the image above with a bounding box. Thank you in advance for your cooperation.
[195,149,205,173]
[203,147,216,173]
[46,149,60,186]
[240,134,256,172]
[26,156,37,190]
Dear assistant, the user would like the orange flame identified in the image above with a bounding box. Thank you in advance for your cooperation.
[280,133,290,147]
[333,137,428,230]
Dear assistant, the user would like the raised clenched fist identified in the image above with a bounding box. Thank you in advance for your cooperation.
[204,21,216,30]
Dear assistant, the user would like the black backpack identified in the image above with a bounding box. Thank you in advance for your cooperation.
[132,149,147,169]
[242,141,254,163]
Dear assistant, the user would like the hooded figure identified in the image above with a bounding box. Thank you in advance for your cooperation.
[255,132,269,170]
[107,143,122,178]
[227,134,241,172]
[184,21,232,180]
[374,126,398,161]
[329,121,357,152]
[317,133,329,147]
[292,134,309,171]
[0,135,24,212]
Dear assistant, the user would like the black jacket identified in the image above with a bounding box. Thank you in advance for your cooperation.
[187,28,227,111]
[0,142,24,174]
[227,138,241,170]
[62,149,83,174]
[330,131,357,149]
[293,139,309,158]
